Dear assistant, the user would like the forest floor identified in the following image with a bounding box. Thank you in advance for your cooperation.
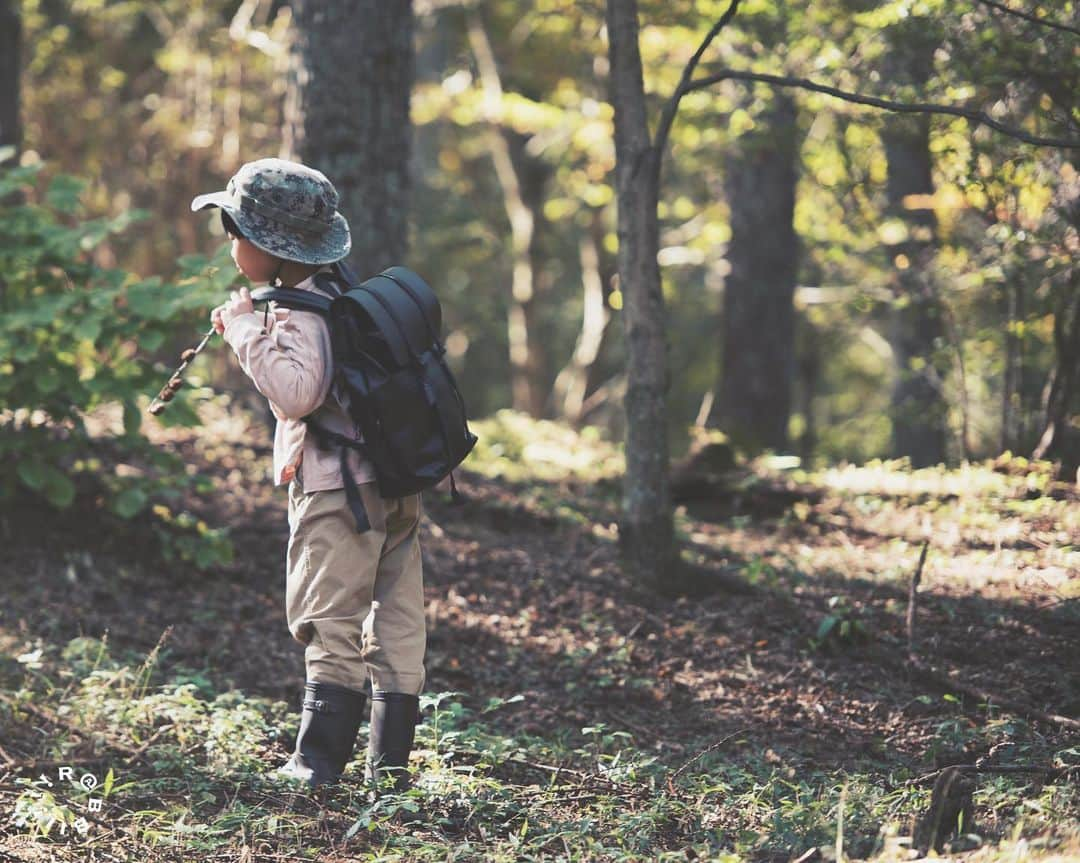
[0,404,1077,862]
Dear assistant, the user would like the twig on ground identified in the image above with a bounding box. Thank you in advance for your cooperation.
[0,692,142,759]
[666,728,747,793]
[907,540,930,660]
[601,707,655,741]
[122,724,175,764]
[0,742,19,767]
[901,658,1080,731]
[907,763,1077,789]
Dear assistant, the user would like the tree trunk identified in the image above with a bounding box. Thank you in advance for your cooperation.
[881,23,948,468]
[550,209,613,423]
[0,0,20,313]
[0,0,19,163]
[282,0,414,274]
[797,312,821,466]
[711,93,799,454]
[882,113,947,467]
[1032,282,1080,474]
[1001,279,1023,453]
[466,10,552,417]
[1032,152,1080,477]
[606,0,678,589]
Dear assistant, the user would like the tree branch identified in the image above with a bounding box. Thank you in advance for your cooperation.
[973,0,1080,38]
[653,0,741,164]
[686,70,1080,148]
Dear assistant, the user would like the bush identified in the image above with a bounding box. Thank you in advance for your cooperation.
[0,161,238,566]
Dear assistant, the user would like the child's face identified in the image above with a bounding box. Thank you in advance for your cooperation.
[230,236,280,283]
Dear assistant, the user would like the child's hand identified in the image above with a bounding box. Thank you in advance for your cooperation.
[210,304,226,335]
[218,287,255,330]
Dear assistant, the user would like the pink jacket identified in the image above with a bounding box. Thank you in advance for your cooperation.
[221,268,376,492]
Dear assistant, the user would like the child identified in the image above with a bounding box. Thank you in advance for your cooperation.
[192,158,425,793]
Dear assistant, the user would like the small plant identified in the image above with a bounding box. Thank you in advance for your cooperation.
[810,595,871,651]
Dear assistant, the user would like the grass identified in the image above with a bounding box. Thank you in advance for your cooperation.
[1,410,1078,860]
[1,630,1077,861]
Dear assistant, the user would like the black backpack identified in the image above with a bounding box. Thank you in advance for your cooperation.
[252,263,478,533]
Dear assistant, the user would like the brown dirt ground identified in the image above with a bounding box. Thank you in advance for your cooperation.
[0,406,1077,858]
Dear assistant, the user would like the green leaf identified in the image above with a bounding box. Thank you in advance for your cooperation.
[123,400,141,437]
[36,367,62,395]
[816,615,839,641]
[102,768,115,799]
[20,461,77,508]
[151,397,200,428]
[124,278,169,320]
[13,341,38,362]
[42,466,76,508]
[82,319,103,345]
[112,487,148,519]
[45,174,88,212]
[16,461,47,491]
[138,330,165,353]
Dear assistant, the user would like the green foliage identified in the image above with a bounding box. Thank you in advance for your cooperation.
[14,0,1078,467]
[0,162,237,567]
[466,408,624,482]
[19,0,290,277]
[810,594,871,651]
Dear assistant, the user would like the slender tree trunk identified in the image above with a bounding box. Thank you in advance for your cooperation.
[881,23,948,467]
[1032,153,1080,476]
[882,113,948,467]
[1032,282,1080,473]
[467,11,552,417]
[0,0,20,163]
[282,0,414,274]
[797,312,821,465]
[710,93,799,453]
[550,210,613,423]
[1001,280,1022,452]
[606,0,678,588]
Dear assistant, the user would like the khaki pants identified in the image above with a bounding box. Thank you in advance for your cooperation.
[285,478,426,695]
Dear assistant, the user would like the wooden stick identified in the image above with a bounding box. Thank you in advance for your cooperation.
[148,326,217,415]
[907,540,930,661]
[667,728,747,793]
[903,657,1080,731]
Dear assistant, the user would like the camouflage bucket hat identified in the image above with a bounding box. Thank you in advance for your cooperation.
[190,157,351,265]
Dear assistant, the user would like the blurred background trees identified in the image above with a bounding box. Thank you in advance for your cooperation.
[0,0,19,161]
[3,0,1078,529]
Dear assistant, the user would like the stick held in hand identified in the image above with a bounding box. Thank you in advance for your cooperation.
[147,326,217,416]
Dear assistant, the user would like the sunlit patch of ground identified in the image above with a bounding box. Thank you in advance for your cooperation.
[1,408,1076,860]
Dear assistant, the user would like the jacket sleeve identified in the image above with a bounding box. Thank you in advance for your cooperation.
[222,309,333,420]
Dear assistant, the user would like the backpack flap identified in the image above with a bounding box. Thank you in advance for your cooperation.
[379,267,442,348]
[334,291,411,368]
[354,276,430,361]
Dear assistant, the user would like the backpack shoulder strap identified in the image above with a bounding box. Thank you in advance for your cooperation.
[313,271,346,299]
[250,286,333,316]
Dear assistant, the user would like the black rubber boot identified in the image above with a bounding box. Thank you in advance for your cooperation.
[365,690,420,794]
[276,681,367,790]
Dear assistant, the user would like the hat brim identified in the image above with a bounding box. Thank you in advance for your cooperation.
[190,190,233,213]
[190,191,351,266]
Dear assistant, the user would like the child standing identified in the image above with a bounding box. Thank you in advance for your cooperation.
[192,158,425,793]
